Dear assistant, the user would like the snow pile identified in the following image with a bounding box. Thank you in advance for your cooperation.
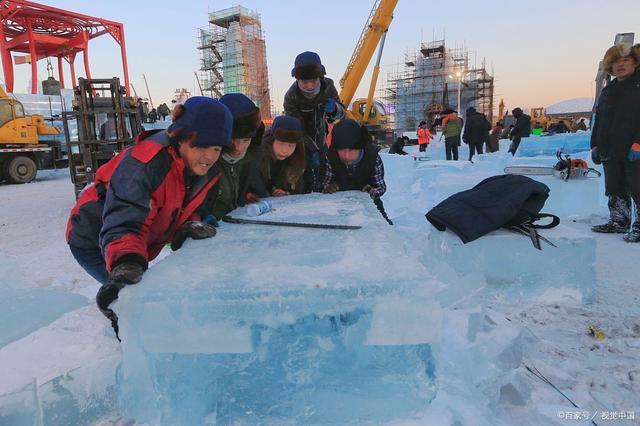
[545,97,594,114]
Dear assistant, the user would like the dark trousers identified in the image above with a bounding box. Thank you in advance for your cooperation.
[509,135,528,156]
[419,143,427,152]
[603,160,640,205]
[445,136,460,160]
[468,141,483,161]
[69,245,109,284]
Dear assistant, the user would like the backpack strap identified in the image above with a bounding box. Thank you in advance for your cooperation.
[527,213,560,229]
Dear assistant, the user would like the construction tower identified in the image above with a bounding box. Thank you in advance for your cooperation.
[198,6,271,119]
[383,39,494,133]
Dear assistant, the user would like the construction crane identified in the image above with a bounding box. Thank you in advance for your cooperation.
[339,0,398,139]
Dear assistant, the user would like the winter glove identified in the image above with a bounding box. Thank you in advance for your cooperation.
[324,182,340,194]
[590,147,601,165]
[170,221,217,251]
[310,151,321,168]
[361,184,376,199]
[324,98,337,115]
[628,143,640,162]
[272,188,290,197]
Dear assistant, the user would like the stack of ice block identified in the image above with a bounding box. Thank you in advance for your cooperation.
[116,192,441,424]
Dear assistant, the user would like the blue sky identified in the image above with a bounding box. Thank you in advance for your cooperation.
[4,0,640,114]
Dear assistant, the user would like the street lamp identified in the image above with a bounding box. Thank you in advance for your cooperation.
[448,71,469,117]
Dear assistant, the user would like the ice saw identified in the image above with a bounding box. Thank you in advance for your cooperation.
[504,151,601,181]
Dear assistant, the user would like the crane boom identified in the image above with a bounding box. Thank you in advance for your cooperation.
[339,0,398,109]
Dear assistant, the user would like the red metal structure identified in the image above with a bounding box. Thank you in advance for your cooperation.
[0,0,130,95]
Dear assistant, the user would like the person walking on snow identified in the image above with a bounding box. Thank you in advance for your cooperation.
[66,97,233,330]
[462,107,490,161]
[441,109,463,160]
[283,51,345,192]
[416,120,432,152]
[590,43,640,243]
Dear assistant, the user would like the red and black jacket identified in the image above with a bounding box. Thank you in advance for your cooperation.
[66,130,220,271]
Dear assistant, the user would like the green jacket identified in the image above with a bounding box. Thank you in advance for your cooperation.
[443,115,463,138]
[211,156,248,219]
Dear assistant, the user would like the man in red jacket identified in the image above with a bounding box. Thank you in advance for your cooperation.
[66,97,233,331]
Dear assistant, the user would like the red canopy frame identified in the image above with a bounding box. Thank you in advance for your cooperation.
[0,0,130,94]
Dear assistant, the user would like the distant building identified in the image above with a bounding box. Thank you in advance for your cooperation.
[197,6,272,119]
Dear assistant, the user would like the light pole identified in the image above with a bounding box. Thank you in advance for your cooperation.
[449,71,469,117]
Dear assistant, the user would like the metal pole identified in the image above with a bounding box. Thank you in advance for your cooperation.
[457,78,461,116]
[142,74,153,108]
[363,32,388,124]
[194,72,204,96]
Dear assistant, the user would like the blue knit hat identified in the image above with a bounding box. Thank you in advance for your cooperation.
[168,97,233,147]
[271,115,304,144]
[331,119,370,150]
[219,93,262,139]
[291,51,326,79]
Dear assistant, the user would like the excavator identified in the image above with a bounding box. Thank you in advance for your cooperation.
[338,0,398,142]
[0,87,61,183]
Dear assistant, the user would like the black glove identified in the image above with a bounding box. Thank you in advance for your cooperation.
[170,221,217,251]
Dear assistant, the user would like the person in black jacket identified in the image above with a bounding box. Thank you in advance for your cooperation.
[322,119,392,225]
[388,136,409,155]
[462,107,490,161]
[283,51,345,192]
[508,107,531,156]
[590,43,640,242]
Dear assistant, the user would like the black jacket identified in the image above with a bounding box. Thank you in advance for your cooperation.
[591,69,640,160]
[327,144,379,191]
[389,138,408,155]
[511,113,531,139]
[463,112,491,145]
[425,174,550,243]
[283,78,342,155]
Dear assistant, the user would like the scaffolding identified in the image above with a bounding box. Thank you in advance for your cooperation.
[382,39,494,133]
[197,5,271,119]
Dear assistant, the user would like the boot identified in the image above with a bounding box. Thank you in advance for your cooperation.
[591,195,631,233]
[623,202,640,243]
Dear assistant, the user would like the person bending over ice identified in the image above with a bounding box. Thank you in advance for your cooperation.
[322,119,393,225]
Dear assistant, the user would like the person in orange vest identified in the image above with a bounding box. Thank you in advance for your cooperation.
[416,121,433,152]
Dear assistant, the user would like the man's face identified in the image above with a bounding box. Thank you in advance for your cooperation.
[337,148,361,165]
[612,56,637,80]
[298,78,320,92]
[272,140,297,160]
[179,142,222,176]
[229,138,252,157]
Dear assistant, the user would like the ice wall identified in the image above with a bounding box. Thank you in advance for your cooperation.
[115,192,441,424]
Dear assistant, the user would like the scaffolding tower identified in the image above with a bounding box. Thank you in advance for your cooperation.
[197,5,271,119]
[383,39,494,133]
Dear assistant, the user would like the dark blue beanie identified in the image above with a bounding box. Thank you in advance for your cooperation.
[168,97,233,147]
[331,119,370,150]
[219,93,256,117]
[291,51,327,79]
[271,115,304,144]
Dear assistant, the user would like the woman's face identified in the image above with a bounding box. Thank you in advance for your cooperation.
[272,140,297,160]
[179,142,222,176]
[612,56,637,80]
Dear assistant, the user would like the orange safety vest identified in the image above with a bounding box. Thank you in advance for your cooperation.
[417,127,432,145]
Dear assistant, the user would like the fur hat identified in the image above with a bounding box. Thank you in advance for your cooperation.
[219,93,262,139]
[271,115,304,144]
[330,119,371,150]
[512,107,523,117]
[168,97,232,147]
[291,51,326,80]
[603,43,640,74]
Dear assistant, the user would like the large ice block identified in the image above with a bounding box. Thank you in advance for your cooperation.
[0,259,87,347]
[516,132,591,157]
[426,224,595,302]
[116,192,441,424]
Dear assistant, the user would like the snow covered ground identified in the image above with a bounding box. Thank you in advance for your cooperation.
[0,136,639,425]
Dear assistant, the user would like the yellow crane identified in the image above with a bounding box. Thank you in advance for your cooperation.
[339,0,398,132]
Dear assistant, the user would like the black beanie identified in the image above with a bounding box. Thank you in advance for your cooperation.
[331,119,370,150]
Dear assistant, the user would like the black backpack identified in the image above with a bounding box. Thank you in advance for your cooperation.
[426,174,560,249]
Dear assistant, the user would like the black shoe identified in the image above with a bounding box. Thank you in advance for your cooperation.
[623,226,640,242]
[591,221,629,233]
